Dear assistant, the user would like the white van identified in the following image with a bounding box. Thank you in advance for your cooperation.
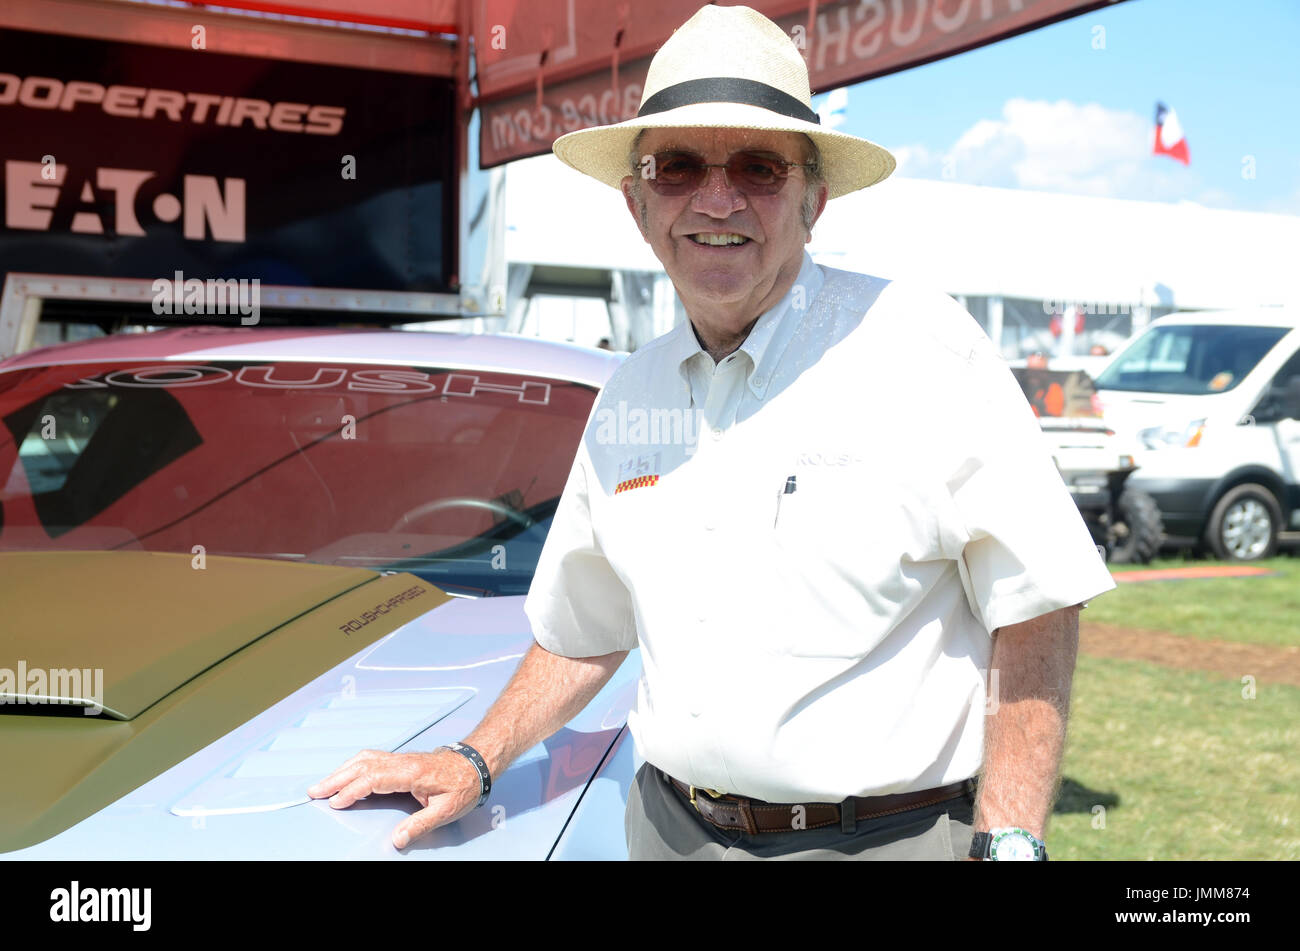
[1092,307,1300,560]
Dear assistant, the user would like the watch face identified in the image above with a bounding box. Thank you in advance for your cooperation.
[991,830,1038,861]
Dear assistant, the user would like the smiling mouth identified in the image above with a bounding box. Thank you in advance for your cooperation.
[687,233,750,246]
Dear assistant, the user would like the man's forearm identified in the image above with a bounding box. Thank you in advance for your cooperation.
[974,604,1080,841]
[461,642,629,779]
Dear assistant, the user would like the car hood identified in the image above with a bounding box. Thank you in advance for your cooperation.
[0,550,389,719]
[1094,389,1225,439]
[0,552,638,859]
[0,551,454,853]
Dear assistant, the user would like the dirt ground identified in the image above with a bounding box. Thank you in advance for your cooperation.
[1079,621,1300,687]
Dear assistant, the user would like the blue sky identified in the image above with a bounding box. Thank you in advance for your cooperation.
[813,0,1300,213]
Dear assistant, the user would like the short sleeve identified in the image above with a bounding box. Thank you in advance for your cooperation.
[524,439,637,657]
[945,334,1117,633]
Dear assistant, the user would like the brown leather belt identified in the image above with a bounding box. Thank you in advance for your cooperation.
[663,770,977,835]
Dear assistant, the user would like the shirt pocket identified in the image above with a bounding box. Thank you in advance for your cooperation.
[770,467,942,657]
[772,466,914,541]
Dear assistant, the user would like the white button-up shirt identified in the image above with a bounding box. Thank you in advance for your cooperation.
[524,251,1115,803]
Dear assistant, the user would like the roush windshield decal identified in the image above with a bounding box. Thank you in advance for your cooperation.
[62,366,554,404]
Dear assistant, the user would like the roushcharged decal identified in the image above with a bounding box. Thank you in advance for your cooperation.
[338,585,428,635]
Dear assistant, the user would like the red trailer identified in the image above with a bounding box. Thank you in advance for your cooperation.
[0,0,1120,354]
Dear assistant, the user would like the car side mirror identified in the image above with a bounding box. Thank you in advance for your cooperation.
[1253,379,1294,423]
[1257,378,1300,423]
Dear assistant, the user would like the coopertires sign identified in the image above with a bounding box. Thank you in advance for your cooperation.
[0,27,457,293]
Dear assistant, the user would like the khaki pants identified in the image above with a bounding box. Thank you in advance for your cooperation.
[625,763,976,860]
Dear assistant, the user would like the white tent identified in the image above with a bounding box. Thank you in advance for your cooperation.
[494,154,1300,354]
[812,174,1300,309]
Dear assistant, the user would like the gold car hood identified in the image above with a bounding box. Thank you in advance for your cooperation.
[1,551,384,719]
[0,551,451,852]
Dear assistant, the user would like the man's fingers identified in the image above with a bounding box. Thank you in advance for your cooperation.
[313,751,436,807]
[307,762,362,799]
[393,796,462,850]
[306,749,382,799]
[329,775,378,809]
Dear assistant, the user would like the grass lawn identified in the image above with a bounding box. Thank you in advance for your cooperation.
[1083,555,1300,647]
[1051,653,1300,860]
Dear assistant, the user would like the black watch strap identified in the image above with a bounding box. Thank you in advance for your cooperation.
[441,741,491,808]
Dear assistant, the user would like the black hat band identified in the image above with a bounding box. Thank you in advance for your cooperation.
[637,77,820,125]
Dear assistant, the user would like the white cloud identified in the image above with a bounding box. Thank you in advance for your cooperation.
[890,143,940,176]
[1260,184,1300,216]
[890,98,1198,202]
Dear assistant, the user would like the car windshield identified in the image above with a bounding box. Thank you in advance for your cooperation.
[0,360,596,596]
[1093,324,1289,395]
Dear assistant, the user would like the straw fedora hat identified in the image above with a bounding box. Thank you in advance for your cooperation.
[551,4,895,200]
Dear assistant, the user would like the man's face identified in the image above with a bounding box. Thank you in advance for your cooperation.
[620,127,826,327]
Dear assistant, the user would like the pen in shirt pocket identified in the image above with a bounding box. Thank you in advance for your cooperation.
[773,474,797,527]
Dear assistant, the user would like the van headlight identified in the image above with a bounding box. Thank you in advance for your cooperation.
[1139,418,1207,449]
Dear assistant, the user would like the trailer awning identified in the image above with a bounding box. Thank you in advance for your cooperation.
[198,0,459,33]
[193,0,1126,167]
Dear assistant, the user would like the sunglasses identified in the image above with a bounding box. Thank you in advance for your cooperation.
[636,149,815,197]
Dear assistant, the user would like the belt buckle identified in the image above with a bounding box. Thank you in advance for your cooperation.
[688,785,727,812]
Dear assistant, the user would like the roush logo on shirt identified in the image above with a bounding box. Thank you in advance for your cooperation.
[615,474,659,494]
[797,451,864,467]
[616,452,661,493]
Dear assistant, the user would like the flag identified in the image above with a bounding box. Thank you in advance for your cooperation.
[1153,102,1190,165]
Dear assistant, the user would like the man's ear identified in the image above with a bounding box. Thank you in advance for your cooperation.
[621,176,649,242]
[805,183,829,242]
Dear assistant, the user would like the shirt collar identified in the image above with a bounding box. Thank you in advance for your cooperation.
[672,251,824,399]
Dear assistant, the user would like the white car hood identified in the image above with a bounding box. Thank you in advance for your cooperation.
[4,594,639,860]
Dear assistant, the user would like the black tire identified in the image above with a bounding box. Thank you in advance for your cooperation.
[1204,483,1282,561]
[1107,489,1164,564]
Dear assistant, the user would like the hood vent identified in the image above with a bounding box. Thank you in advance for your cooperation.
[170,687,473,816]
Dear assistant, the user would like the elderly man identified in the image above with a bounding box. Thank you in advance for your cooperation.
[309,4,1115,860]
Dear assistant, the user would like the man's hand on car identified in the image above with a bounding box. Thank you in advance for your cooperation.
[307,747,483,849]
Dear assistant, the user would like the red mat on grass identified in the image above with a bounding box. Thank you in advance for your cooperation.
[1114,565,1276,583]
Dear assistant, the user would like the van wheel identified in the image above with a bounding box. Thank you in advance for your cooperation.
[1108,490,1164,564]
[1205,484,1282,561]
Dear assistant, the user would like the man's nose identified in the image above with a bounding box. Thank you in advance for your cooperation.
[690,165,746,217]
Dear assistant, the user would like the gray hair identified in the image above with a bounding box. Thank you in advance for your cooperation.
[627,129,826,232]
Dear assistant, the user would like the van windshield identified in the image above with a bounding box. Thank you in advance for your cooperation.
[1094,324,1289,395]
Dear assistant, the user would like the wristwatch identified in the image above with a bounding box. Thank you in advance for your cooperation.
[969,827,1048,861]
